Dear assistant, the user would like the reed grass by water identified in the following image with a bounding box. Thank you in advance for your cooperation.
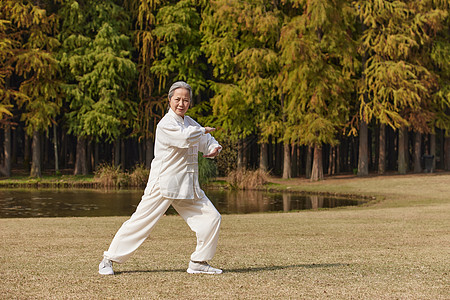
[227,168,269,189]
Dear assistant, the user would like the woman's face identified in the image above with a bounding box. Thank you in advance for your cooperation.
[169,88,190,118]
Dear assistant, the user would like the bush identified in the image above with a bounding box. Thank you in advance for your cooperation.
[198,155,218,185]
[129,164,150,187]
[213,138,238,176]
[94,163,129,188]
[227,168,269,190]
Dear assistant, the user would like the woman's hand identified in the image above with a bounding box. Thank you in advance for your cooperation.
[204,127,216,134]
[203,146,221,158]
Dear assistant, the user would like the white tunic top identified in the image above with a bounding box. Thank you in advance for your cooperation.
[145,108,222,199]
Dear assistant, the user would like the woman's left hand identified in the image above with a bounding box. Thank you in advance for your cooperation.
[203,147,221,158]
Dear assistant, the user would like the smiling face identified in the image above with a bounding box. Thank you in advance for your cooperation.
[169,88,190,118]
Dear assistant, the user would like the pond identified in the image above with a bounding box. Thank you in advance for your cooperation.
[0,188,367,218]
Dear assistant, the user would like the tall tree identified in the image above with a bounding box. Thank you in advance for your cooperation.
[59,0,137,174]
[131,0,167,168]
[1,0,61,177]
[0,2,17,177]
[151,0,208,97]
[280,0,356,181]
[201,0,282,172]
[426,1,450,166]
[356,0,446,174]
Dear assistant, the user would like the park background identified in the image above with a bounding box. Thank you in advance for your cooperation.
[1,1,449,299]
[1,0,449,182]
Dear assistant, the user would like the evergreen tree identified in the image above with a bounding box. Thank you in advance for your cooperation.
[1,0,61,177]
[152,0,208,97]
[0,1,19,177]
[131,0,166,168]
[355,0,447,174]
[58,0,137,174]
[426,1,449,133]
[279,0,356,181]
[201,0,282,170]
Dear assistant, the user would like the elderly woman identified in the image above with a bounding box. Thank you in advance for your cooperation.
[99,81,223,275]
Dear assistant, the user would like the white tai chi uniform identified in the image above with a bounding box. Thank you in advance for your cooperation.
[103,108,222,264]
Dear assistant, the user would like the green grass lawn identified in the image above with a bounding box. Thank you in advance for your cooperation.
[1,173,449,299]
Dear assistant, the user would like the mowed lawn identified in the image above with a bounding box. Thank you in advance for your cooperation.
[1,173,449,299]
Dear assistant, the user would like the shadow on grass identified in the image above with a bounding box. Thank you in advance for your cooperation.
[226,263,349,273]
[115,263,349,275]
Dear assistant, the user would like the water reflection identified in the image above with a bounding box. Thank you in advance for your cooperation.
[210,189,365,214]
[0,188,366,218]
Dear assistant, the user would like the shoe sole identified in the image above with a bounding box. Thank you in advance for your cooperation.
[186,268,222,274]
[99,271,114,275]
[99,268,114,275]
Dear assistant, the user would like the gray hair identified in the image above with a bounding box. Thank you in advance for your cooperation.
[168,81,192,101]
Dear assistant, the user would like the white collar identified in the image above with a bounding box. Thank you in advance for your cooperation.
[168,108,185,123]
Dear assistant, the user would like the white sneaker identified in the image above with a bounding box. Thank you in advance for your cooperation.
[187,261,223,274]
[98,258,114,275]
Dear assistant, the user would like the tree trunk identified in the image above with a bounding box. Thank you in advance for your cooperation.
[282,143,291,179]
[87,140,93,173]
[242,139,248,168]
[358,120,369,176]
[138,140,143,164]
[336,144,340,174]
[387,126,396,171]
[305,146,312,179]
[430,133,436,171]
[43,132,48,166]
[121,139,126,170]
[328,146,336,175]
[340,138,348,172]
[74,137,88,175]
[378,123,386,174]
[398,126,408,174]
[24,133,30,169]
[259,142,268,171]
[68,137,75,166]
[11,127,17,164]
[413,132,422,173]
[30,130,41,177]
[53,125,59,174]
[237,139,244,169]
[291,144,298,177]
[327,146,332,175]
[0,125,12,177]
[275,142,282,174]
[60,132,66,168]
[114,141,120,167]
[439,129,445,169]
[145,137,154,169]
[310,145,323,181]
[351,136,358,171]
[445,134,450,171]
[94,142,99,171]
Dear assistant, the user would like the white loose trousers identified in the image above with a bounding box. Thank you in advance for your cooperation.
[103,183,221,264]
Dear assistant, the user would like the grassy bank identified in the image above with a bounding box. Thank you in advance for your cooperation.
[0,174,449,299]
[0,174,97,188]
[0,158,216,188]
[264,172,450,208]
